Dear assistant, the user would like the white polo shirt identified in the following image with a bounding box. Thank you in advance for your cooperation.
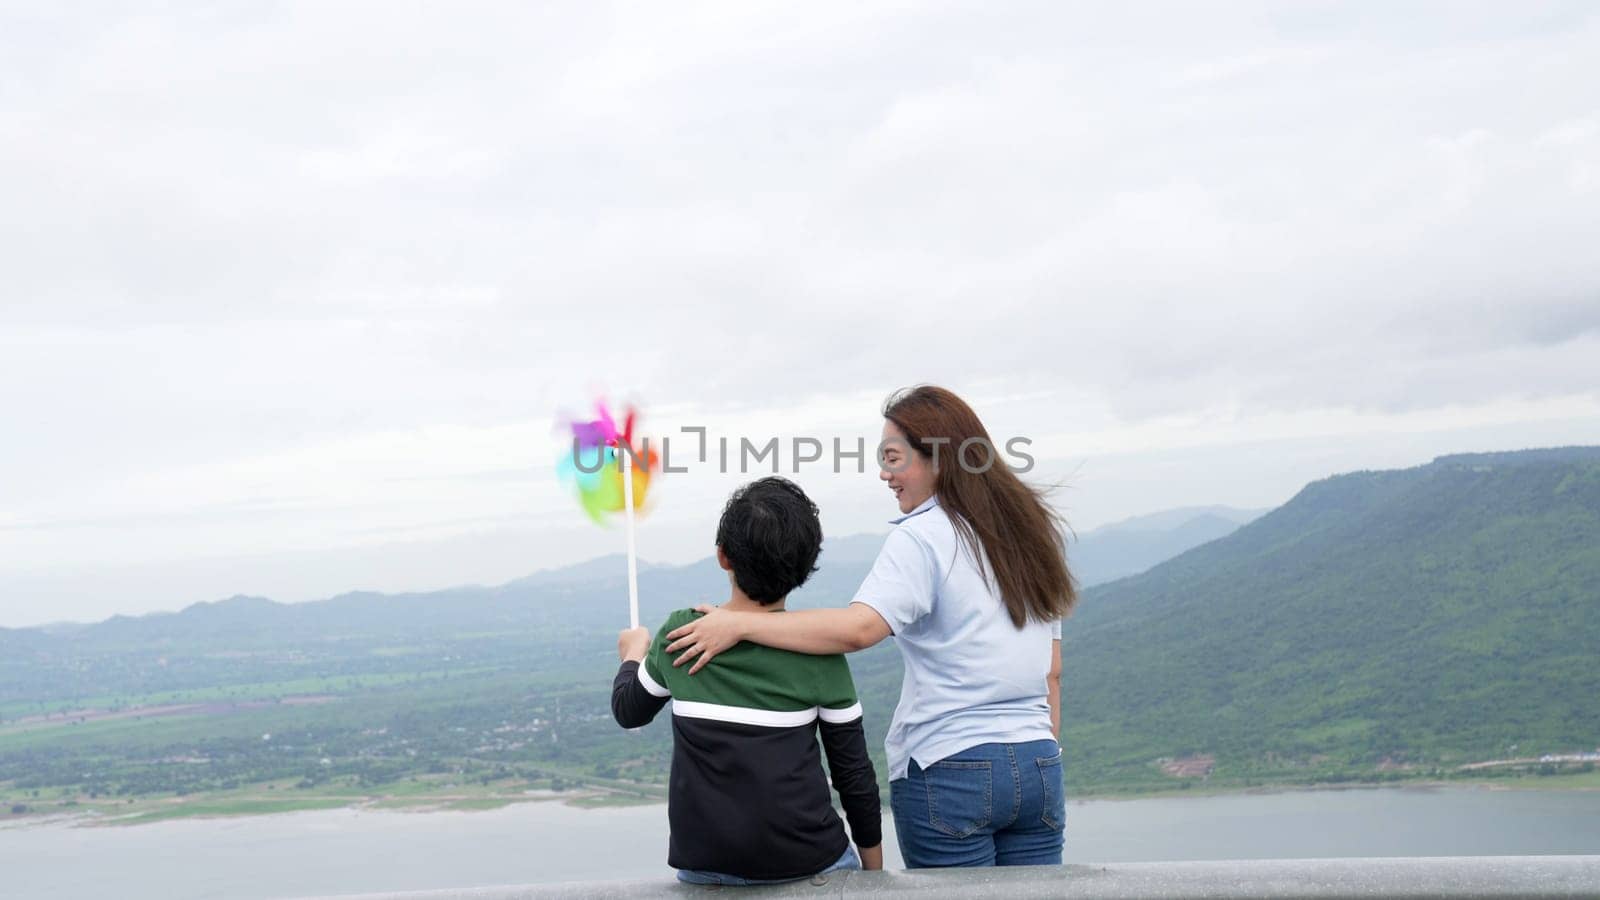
[853,495,1062,781]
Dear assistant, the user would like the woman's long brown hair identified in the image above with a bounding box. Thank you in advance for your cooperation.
[883,385,1076,627]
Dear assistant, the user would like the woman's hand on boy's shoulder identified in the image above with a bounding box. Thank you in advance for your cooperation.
[665,604,748,674]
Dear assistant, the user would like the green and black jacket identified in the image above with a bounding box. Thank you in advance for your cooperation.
[611,608,881,880]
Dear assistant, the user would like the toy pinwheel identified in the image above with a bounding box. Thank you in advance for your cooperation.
[556,399,660,628]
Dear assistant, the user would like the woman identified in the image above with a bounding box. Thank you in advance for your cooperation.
[666,385,1076,868]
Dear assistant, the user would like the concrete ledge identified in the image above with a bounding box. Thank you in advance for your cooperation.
[313,855,1600,899]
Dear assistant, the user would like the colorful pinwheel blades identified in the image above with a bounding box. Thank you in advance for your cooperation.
[556,400,658,524]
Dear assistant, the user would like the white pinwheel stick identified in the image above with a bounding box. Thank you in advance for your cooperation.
[620,442,640,629]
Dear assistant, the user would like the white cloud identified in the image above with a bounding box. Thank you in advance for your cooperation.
[2,1,1598,623]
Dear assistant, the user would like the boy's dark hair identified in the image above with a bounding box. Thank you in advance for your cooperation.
[714,477,823,605]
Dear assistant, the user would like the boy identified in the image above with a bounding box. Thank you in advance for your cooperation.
[611,476,883,884]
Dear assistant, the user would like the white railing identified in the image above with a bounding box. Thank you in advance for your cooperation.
[312,855,1600,899]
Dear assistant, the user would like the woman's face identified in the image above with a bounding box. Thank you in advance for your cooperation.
[880,419,937,514]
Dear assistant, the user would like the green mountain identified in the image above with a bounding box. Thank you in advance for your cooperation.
[1061,447,1600,789]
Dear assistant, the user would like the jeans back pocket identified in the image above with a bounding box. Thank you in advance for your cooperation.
[1036,749,1065,832]
[924,759,993,838]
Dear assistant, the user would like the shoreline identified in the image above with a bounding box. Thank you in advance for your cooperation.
[1069,775,1600,803]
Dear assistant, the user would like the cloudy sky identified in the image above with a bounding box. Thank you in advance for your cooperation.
[3,2,1598,627]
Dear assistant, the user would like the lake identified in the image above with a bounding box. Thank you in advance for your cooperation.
[5,787,1599,899]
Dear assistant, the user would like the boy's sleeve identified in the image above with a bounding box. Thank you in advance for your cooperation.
[852,527,936,635]
[609,618,675,729]
[641,623,674,698]
[815,656,882,849]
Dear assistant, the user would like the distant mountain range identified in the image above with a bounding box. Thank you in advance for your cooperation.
[1069,505,1264,587]
[4,447,1594,798]
[1,506,1243,645]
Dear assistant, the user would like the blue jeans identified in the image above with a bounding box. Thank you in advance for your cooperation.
[890,739,1064,868]
[676,843,861,886]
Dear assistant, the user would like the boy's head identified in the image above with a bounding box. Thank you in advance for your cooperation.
[714,477,823,605]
